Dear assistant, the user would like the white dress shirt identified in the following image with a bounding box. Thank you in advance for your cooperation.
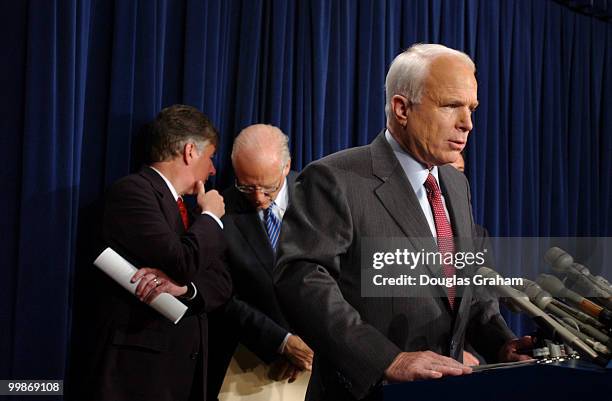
[385,130,451,239]
[149,166,223,229]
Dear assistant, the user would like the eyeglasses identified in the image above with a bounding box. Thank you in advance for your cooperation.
[235,169,284,196]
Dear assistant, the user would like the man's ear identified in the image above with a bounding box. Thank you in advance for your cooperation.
[283,159,291,176]
[183,143,196,165]
[391,95,411,127]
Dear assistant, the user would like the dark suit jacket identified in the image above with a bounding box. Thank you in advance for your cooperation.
[82,167,232,401]
[274,133,515,400]
[207,172,298,400]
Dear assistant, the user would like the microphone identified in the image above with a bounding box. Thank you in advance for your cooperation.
[563,273,612,310]
[572,262,612,295]
[551,316,611,356]
[544,247,573,271]
[514,279,554,309]
[514,280,612,347]
[551,299,607,330]
[589,272,612,292]
[536,274,612,328]
[476,267,599,361]
[591,273,612,291]
[544,247,612,296]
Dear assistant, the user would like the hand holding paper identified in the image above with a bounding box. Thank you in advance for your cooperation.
[131,267,188,303]
[93,247,188,324]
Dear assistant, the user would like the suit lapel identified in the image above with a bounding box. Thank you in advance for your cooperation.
[370,133,469,309]
[234,212,275,274]
[438,166,472,239]
[140,167,184,234]
[370,133,439,266]
[438,166,477,325]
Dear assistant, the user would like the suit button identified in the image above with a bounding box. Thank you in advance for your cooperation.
[190,352,199,360]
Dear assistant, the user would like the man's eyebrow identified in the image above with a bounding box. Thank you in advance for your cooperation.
[439,97,479,108]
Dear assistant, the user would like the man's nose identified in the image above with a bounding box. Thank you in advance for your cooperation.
[253,191,267,204]
[458,108,473,132]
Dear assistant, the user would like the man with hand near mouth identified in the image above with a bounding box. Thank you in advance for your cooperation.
[83,104,232,401]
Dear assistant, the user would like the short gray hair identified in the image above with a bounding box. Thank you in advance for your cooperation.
[385,44,475,121]
[231,124,290,171]
[149,104,218,162]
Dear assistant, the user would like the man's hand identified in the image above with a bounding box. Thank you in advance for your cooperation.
[131,267,188,304]
[282,335,313,371]
[195,181,225,218]
[268,358,301,383]
[462,351,480,366]
[384,351,472,382]
[498,336,534,362]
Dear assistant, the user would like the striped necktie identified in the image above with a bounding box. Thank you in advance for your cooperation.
[424,173,456,309]
[264,202,281,250]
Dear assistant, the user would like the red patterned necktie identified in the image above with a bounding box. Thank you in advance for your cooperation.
[424,173,456,309]
[177,197,189,229]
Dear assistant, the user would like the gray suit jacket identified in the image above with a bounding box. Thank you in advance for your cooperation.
[274,133,514,400]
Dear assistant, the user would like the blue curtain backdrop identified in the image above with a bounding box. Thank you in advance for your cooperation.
[1,0,610,385]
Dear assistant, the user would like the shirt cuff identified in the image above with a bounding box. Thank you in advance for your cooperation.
[183,282,198,301]
[278,332,292,354]
[202,211,224,229]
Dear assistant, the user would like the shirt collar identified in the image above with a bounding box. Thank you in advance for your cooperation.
[273,176,289,215]
[256,175,289,221]
[384,129,440,194]
[149,166,180,201]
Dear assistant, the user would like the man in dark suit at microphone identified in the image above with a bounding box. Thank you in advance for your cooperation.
[81,104,232,401]
[274,44,532,401]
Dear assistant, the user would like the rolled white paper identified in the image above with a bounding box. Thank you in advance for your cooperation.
[93,247,188,324]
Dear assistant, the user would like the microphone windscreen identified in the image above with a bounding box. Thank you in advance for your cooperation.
[536,274,566,296]
[544,247,573,272]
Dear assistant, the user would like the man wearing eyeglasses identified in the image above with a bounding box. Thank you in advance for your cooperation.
[206,124,314,401]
